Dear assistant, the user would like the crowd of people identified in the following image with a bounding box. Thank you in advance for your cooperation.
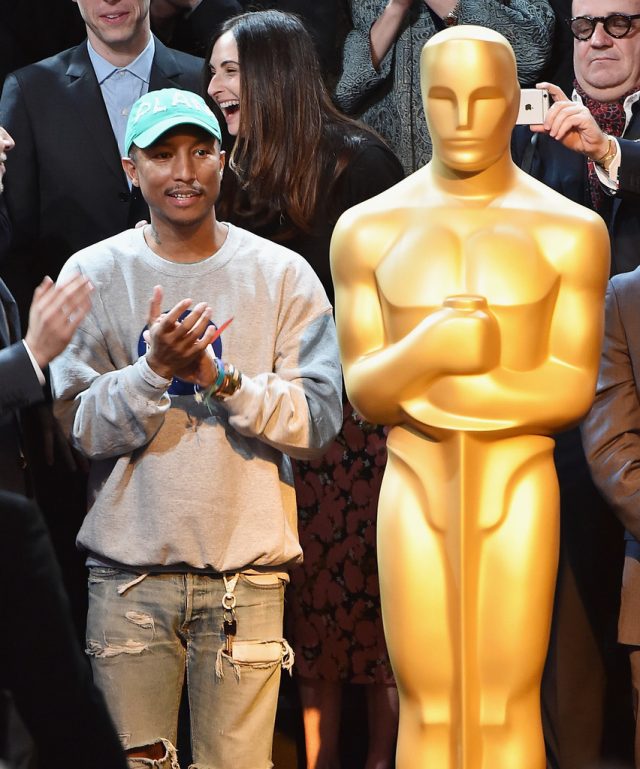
[1,0,640,768]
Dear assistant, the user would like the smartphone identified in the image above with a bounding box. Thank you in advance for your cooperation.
[516,88,550,125]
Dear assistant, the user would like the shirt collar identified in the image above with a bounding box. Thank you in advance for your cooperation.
[87,35,155,85]
[572,88,640,132]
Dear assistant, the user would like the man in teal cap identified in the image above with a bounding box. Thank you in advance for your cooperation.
[50,88,343,769]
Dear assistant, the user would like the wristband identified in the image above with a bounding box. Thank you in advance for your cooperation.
[213,357,226,391]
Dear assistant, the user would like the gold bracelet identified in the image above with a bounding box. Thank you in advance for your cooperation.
[195,360,243,413]
[594,135,617,171]
[213,361,243,400]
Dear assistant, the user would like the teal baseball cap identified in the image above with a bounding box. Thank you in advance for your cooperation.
[124,88,222,156]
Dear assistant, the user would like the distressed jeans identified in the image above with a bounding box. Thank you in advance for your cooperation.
[86,569,292,769]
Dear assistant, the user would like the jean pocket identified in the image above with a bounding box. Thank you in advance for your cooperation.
[241,573,286,590]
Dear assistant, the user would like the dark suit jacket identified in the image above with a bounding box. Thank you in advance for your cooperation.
[512,106,640,277]
[0,37,203,319]
[582,269,640,642]
[0,198,43,493]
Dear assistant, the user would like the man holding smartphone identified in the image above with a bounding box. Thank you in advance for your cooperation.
[513,2,640,766]
[514,0,640,274]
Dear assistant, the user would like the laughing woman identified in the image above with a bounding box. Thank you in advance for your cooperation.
[207,10,404,769]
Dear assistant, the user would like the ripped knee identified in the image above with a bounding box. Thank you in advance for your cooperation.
[215,638,294,680]
[124,737,179,769]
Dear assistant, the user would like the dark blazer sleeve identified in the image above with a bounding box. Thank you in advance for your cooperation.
[0,279,43,416]
[582,270,640,541]
[511,127,590,206]
[0,342,43,416]
[617,138,640,198]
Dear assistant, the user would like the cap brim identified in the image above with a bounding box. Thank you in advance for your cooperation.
[128,115,221,153]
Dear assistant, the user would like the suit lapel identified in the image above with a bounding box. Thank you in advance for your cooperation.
[149,38,191,90]
[65,43,128,187]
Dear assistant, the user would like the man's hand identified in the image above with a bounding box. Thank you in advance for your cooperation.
[173,346,218,389]
[531,82,610,161]
[24,273,94,369]
[144,285,220,381]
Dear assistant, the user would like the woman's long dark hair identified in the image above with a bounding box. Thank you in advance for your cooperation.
[204,10,373,235]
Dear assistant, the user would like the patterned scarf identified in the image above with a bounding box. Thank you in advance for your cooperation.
[574,79,636,210]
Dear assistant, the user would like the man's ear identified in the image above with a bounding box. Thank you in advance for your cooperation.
[219,149,226,175]
[122,156,139,187]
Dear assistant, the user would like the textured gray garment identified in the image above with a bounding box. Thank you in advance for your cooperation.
[50,224,343,572]
[335,0,556,174]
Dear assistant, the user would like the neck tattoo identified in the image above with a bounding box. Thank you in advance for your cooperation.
[150,226,162,246]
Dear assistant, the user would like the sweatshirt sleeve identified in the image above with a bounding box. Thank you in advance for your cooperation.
[223,309,343,460]
[54,357,171,459]
[50,259,172,460]
[220,251,343,461]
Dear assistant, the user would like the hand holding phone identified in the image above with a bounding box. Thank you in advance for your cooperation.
[516,88,550,125]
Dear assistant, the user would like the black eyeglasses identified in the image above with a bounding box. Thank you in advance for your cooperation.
[569,13,640,40]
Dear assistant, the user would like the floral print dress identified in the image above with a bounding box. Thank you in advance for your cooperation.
[288,403,395,684]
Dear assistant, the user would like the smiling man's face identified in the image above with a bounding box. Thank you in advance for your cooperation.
[73,0,151,61]
[573,0,640,100]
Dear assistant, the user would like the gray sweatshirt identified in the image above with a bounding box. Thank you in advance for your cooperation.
[51,224,343,572]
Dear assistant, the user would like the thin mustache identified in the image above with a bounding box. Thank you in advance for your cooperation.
[166,185,203,195]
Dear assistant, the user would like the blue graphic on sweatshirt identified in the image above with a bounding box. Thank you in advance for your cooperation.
[137,309,224,396]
